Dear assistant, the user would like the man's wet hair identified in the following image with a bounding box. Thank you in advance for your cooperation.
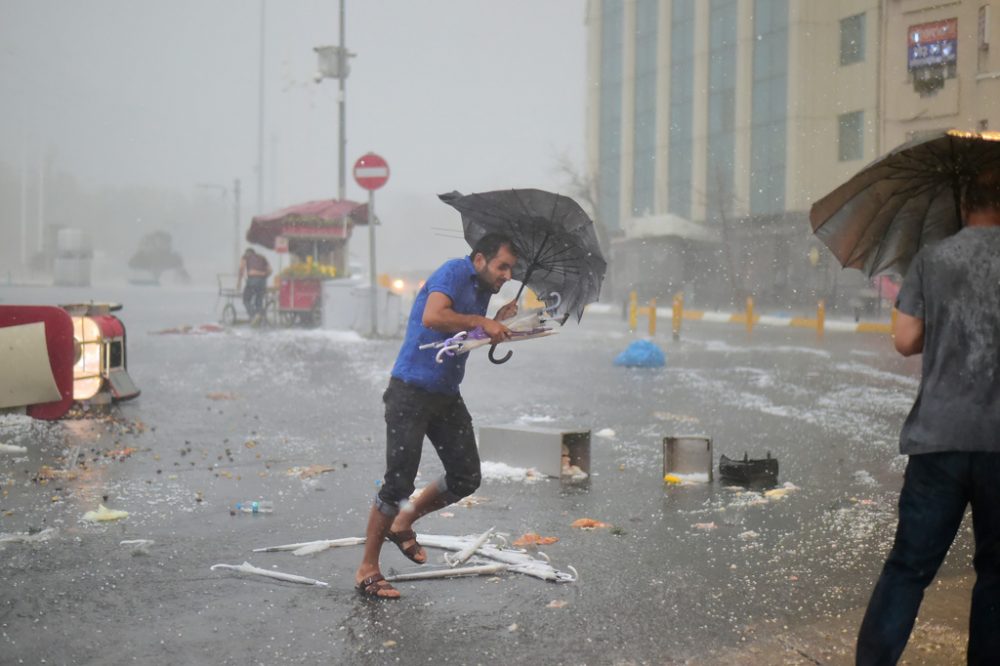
[470,233,516,262]
[962,168,1000,213]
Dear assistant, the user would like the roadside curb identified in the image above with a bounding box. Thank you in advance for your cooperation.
[585,303,892,335]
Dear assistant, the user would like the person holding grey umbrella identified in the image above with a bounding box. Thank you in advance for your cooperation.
[855,168,1000,665]
[353,233,517,599]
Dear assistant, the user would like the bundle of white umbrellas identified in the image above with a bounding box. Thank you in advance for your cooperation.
[210,528,577,588]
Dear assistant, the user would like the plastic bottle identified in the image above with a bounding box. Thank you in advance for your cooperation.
[235,499,274,514]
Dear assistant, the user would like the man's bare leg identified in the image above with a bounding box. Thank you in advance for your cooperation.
[388,484,455,563]
[354,505,399,598]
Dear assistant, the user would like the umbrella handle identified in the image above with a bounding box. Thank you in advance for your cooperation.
[488,344,513,365]
[543,291,562,314]
[435,343,462,364]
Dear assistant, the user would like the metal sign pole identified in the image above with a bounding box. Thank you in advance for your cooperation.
[368,190,377,336]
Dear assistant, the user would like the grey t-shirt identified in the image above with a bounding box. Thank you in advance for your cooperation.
[896,226,1000,454]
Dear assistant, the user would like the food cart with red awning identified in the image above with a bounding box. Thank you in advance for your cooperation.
[246,199,371,325]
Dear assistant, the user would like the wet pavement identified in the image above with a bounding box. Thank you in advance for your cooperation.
[0,284,976,664]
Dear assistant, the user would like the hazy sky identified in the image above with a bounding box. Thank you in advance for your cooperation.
[0,0,587,272]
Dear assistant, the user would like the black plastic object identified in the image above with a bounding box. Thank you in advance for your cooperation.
[719,451,779,487]
[488,344,513,364]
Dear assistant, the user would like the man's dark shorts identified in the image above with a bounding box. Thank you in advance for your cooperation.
[375,378,481,516]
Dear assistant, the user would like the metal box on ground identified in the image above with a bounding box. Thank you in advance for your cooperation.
[478,425,590,478]
[663,435,713,481]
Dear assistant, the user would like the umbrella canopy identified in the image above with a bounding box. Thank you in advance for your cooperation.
[246,199,370,249]
[810,129,1000,277]
[439,189,607,323]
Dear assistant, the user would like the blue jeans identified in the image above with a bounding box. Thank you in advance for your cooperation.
[856,452,1000,665]
[243,276,267,318]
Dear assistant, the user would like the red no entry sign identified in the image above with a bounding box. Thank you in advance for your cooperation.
[353,153,390,191]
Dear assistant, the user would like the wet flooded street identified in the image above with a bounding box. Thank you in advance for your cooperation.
[0,285,971,664]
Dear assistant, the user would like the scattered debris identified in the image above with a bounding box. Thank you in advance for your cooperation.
[739,531,760,540]
[82,505,129,522]
[664,472,709,485]
[120,539,154,556]
[382,640,397,649]
[257,532,578,583]
[286,464,336,479]
[692,522,717,531]
[206,392,238,401]
[385,563,508,582]
[594,428,616,439]
[0,527,58,544]
[444,526,495,567]
[512,533,559,547]
[764,482,799,500]
[571,518,612,530]
[254,537,366,556]
[0,443,28,455]
[210,561,328,587]
[456,495,489,508]
[480,461,542,484]
[719,451,779,487]
[438,511,455,518]
[613,339,666,367]
[546,599,568,609]
[35,466,78,482]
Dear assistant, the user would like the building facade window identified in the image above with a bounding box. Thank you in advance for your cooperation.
[840,13,866,65]
[632,0,658,217]
[838,110,864,161]
[706,0,738,220]
[598,1,624,232]
[668,0,695,219]
[750,0,788,216]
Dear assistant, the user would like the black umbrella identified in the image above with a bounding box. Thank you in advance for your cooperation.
[810,129,1000,277]
[439,189,606,323]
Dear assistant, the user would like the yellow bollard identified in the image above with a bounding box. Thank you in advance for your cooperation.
[672,293,683,341]
[648,298,657,337]
[746,296,755,335]
[890,307,898,340]
[628,291,638,332]
[817,299,826,341]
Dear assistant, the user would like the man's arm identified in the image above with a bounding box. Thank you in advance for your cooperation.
[495,300,517,321]
[422,292,511,343]
[893,310,924,356]
[236,259,246,290]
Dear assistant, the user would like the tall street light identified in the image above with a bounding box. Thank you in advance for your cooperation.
[314,0,354,201]
[257,0,266,213]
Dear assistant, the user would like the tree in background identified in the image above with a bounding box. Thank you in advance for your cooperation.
[128,230,188,282]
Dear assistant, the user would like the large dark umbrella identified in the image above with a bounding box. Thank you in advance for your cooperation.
[810,129,1000,277]
[439,189,607,324]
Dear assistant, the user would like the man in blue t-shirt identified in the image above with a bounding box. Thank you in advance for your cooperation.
[354,233,518,598]
[856,168,1000,665]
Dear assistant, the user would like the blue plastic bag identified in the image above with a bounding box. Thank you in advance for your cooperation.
[613,339,666,368]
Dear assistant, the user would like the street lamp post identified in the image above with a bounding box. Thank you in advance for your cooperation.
[314,0,354,199]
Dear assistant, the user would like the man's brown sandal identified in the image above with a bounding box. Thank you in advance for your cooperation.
[386,529,426,564]
[355,573,399,599]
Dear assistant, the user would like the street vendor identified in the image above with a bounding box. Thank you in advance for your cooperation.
[354,233,518,599]
[237,248,271,324]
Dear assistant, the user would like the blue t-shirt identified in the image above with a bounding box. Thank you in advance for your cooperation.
[391,257,492,395]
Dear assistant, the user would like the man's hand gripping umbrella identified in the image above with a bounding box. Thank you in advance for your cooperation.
[419,292,562,364]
